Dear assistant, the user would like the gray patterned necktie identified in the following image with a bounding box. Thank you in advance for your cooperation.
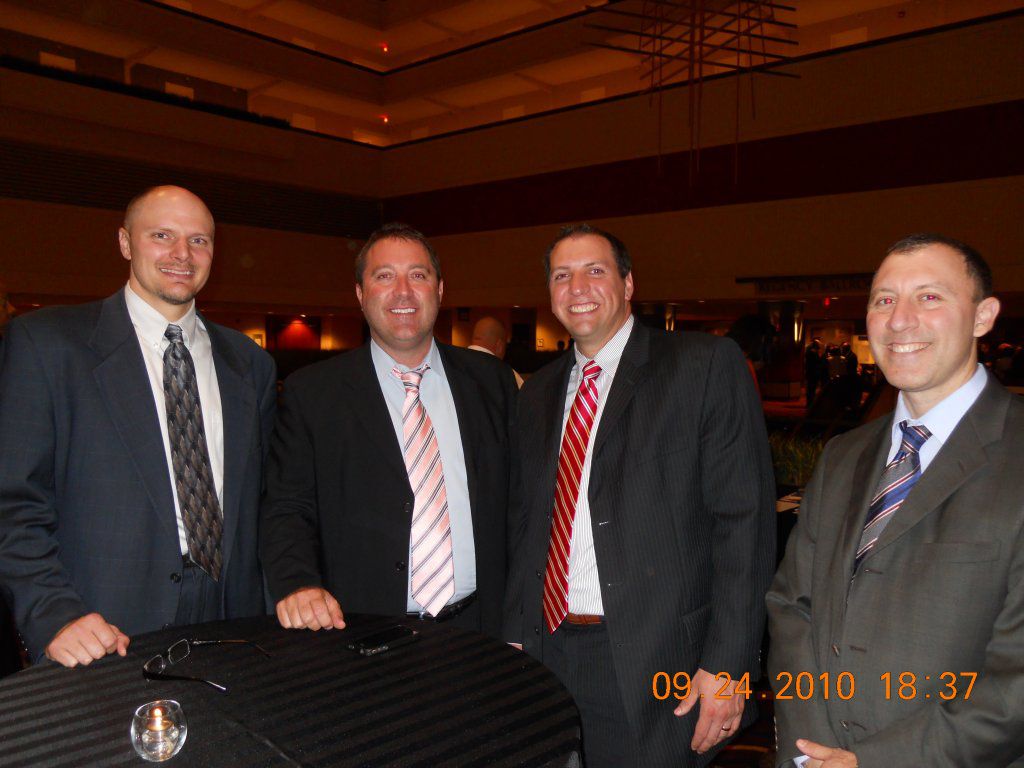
[163,324,222,581]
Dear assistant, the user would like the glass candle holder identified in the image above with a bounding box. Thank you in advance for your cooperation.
[130,700,187,762]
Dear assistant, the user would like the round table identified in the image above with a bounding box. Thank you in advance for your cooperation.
[0,614,580,767]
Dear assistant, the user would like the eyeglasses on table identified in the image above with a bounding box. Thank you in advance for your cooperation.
[142,638,271,692]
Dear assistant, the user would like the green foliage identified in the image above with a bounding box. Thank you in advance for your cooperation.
[768,432,825,487]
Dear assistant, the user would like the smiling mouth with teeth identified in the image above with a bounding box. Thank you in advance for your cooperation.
[568,303,598,314]
[390,308,416,314]
[889,342,930,353]
[159,267,194,277]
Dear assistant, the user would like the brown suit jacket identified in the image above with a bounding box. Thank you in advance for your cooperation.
[768,375,1024,767]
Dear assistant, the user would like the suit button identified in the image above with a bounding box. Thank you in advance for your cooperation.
[162,623,172,629]
[404,502,412,513]
[395,561,407,571]
[535,571,542,580]
[832,643,840,656]
[170,572,182,583]
[534,626,540,635]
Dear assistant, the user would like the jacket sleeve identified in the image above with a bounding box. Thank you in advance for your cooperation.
[502,388,527,645]
[696,338,777,678]
[0,319,89,659]
[258,374,325,602]
[766,440,840,766]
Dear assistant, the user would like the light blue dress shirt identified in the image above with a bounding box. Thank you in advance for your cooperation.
[887,363,988,472]
[370,339,476,610]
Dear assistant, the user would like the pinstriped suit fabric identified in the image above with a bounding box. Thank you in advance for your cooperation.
[505,324,777,767]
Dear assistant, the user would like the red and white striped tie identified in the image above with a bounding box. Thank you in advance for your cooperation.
[543,360,602,633]
[395,364,454,617]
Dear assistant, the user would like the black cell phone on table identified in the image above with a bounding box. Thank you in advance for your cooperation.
[347,625,420,656]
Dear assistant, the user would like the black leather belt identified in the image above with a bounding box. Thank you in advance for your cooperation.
[408,592,476,622]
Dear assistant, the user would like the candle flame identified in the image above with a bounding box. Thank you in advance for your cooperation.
[152,707,163,717]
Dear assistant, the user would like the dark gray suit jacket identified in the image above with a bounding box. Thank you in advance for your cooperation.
[504,322,776,767]
[0,291,276,660]
[259,342,517,639]
[768,376,1024,767]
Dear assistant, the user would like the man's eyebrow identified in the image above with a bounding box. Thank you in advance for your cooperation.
[870,281,953,296]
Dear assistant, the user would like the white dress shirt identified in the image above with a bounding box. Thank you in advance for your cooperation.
[562,313,634,615]
[124,284,224,557]
[370,339,476,610]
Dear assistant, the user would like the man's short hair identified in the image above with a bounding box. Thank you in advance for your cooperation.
[354,222,441,285]
[123,186,165,229]
[543,223,632,279]
[885,233,993,301]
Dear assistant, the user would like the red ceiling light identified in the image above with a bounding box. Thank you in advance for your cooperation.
[379,114,390,124]
[379,42,389,54]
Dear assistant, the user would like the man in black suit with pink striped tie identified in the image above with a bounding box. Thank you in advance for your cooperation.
[504,224,776,767]
[260,223,517,640]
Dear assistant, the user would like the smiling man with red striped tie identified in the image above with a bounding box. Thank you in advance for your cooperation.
[768,234,1024,768]
[260,223,516,640]
[504,224,776,768]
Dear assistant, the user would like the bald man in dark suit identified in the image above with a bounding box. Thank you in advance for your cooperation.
[0,186,275,666]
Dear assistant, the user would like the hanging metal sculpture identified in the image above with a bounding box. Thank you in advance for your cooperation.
[587,0,799,184]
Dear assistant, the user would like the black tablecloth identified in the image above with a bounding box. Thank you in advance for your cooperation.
[0,614,579,767]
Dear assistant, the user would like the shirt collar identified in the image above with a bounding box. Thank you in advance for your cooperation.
[370,337,439,384]
[573,313,634,378]
[124,283,199,348]
[891,363,988,448]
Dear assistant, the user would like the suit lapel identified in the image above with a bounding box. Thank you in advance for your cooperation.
[538,354,575,511]
[870,378,1009,558]
[438,343,480,520]
[344,345,408,480]
[819,418,890,630]
[835,421,891,571]
[592,321,649,459]
[205,319,255,571]
[90,292,177,538]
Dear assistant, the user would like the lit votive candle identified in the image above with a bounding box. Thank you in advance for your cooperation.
[131,700,187,762]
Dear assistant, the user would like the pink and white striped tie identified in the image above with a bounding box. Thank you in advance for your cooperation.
[394,364,454,617]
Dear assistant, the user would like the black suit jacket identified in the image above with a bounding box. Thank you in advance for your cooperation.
[768,377,1024,767]
[259,342,517,638]
[504,322,776,767]
[0,291,276,659]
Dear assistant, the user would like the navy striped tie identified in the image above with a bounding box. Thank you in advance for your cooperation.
[855,421,931,568]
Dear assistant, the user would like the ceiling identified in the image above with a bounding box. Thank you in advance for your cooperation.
[2,0,1021,146]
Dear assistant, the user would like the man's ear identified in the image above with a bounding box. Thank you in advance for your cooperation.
[355,282,364,310]
[973,296,1001,338]
[118,228,132,262]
